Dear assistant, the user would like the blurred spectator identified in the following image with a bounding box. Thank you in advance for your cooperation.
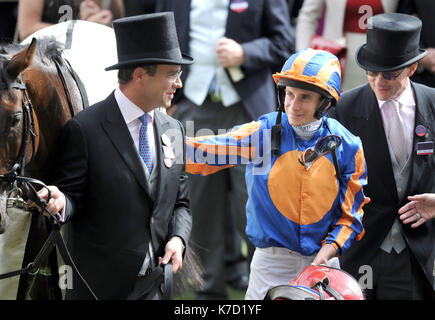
[123,0,156,16]
[288,0,304,32]
[398,0,435,88]
[0,1,18,42]
[156,0,294,300]
[17,0,124,41]
[296,0,399,92]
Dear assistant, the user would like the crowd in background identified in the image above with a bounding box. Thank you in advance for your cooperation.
[2,1,435,92]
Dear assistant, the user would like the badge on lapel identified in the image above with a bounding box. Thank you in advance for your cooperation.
[230,0,249,13]
[414,125,433,156]
[415,125,427,138]
[161,133,175,168]
[416,141,434,156]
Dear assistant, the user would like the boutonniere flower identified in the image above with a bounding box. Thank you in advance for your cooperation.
[161,133,175,168]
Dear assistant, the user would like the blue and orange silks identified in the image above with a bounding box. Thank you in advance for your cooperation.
[186,112,369,257]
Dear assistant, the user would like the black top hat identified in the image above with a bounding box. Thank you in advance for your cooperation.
[105,12,193,71]
[356,13,426,72]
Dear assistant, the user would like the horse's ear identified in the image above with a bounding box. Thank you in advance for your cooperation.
[6,38,37,80]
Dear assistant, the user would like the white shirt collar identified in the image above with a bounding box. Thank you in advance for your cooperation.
[114,87,154,124]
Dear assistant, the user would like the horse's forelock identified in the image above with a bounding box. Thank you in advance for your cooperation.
[35,37,64,61]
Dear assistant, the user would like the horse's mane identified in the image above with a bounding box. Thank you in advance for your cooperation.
[0,37,63,93]
[0,37,63,61]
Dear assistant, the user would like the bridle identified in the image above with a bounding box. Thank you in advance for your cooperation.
[2,75,38,177]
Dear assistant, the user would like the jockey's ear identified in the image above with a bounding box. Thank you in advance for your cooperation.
[6,37,37,81]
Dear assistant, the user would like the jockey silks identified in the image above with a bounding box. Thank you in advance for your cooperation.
[186,112,368,257]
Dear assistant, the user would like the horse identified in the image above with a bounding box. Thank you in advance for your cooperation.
[0,36,85,299]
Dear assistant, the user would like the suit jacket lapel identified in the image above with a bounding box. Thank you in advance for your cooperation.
[408,82,435,193]
[152,111,171,213]
[352,85,398,201]
[100,92,152,198]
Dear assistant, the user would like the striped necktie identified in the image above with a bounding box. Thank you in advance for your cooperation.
[139,114,153,174]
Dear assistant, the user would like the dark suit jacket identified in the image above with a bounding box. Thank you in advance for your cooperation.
[155,0,294,120]
[330,82,435,290]
[52,92,192,299]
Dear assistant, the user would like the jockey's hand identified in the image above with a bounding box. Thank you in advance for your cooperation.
[36,185,65,218]
[158,236,184,274]
[311,243,337,266]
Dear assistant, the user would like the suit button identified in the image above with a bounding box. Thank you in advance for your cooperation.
[150,217,154,224]
[301,192,308,199]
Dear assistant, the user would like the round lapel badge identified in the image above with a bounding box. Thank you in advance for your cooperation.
[415,125,427,137]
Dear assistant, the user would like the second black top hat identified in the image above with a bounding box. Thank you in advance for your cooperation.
[355,13,426,72]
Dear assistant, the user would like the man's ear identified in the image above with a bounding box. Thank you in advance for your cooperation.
[407,62,419,78]
[132,66,146,81]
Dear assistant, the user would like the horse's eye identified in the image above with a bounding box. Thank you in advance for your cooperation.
[10,113,21,127]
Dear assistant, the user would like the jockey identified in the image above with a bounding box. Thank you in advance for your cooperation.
[185,48,369,300]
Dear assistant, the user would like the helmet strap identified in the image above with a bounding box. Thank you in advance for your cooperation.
[314,97,332,119]
[271,115,283,156]
[271,85,285,155]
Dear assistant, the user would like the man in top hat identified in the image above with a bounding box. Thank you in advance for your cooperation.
[38,12,193,299]
[330,13,435,299]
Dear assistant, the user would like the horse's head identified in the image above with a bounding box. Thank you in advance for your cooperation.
[0,38,37,233]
